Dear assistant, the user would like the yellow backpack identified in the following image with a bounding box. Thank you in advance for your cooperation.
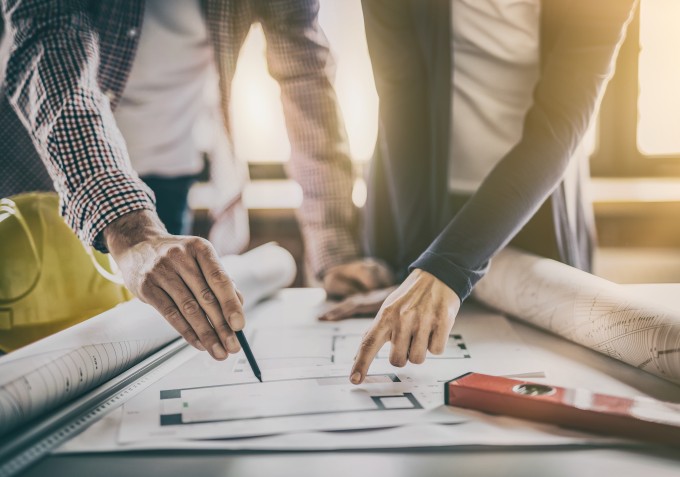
[0,192,132,352]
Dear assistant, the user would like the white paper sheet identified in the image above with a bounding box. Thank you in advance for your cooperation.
[111,302,543,443]
[0,243,296,438]
[56,406,626,453]
[157,299,543,392]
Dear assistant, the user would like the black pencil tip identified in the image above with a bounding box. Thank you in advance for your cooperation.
[257,374,263,383]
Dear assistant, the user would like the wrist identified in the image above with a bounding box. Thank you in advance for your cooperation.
[103,210,166,256]
[411,268,461,306]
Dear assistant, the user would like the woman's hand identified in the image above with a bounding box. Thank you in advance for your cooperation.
[349,269,461,384]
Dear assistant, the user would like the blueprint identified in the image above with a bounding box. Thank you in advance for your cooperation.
[0,301,176,439]
[230,324,469,373]
[115,304,543,443]
[475,247,680,385]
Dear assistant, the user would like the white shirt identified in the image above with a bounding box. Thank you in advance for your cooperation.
[448,0,541,193]
[115,0,214,177]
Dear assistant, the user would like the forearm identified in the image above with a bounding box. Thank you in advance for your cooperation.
[259,0,360,277]
[2,0,155,251]
[103,210,166,257]
[411,127,567,300]
[281,73,361,279]
[281,72,359,275]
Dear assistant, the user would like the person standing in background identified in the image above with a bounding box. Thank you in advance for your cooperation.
[321,0,638,385]
[111,0,219,237]
[0,0,392,360]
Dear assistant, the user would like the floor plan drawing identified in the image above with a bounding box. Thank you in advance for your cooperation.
[232,327,470,373]
[114,308,543,443]
[118,361,461,443]
[158,374,422,427]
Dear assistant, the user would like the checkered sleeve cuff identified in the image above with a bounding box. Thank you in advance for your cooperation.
[302,223,361,279]
[63,169,157,253]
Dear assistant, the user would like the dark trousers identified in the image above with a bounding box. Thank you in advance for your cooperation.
[141,175,196,236]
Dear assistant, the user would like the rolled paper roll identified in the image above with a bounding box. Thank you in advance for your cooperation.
[222,243,297,310]
[474,247,680,385]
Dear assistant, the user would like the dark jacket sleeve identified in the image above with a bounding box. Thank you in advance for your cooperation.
[361,0,443,272]
[411,0,638,300]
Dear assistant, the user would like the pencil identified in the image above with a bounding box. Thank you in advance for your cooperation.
[235,330,262,382]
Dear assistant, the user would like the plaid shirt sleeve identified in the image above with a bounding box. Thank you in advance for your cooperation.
[258,0,361,278]
[1,0,155,252]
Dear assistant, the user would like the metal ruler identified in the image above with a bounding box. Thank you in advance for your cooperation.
[0,339,187,477]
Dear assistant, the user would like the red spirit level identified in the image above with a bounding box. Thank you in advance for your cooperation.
[445,372,680,447]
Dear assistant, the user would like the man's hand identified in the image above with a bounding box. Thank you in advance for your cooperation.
[104,210,244,360]
[349,269,461,385]
[322,258,394,299]
[318,287,397,321]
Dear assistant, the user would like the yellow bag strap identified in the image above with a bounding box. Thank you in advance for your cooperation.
[0,198,43,303]
[84,247,126,286]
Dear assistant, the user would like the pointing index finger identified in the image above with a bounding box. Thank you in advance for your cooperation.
[350,326,388,384]
[193,242,245,331]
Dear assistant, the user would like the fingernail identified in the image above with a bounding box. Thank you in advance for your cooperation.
[195,342,206,351]
[228,312,244,330]
[212,343,227,360]
[350,372,362,384]
[226,336,241,354]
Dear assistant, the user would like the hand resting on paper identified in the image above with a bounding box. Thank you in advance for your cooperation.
[322,258,394,299]
[318,287,397,321]
[347,269,461,385]
[104,210,244,361]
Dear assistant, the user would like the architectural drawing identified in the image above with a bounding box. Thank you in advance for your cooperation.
[116,310,542,443]
[0,301,176,438]
[232,326,469,373]
[158,374,422,426]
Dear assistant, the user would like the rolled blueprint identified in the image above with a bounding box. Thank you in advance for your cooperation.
[474,247,680,385]
[224,242,297,310]
[0,243,296,438]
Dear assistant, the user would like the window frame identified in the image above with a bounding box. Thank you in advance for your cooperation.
[591,2,680,177]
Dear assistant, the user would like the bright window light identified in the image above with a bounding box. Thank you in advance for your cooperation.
[637,0,680,156]
[230,0,378,163]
